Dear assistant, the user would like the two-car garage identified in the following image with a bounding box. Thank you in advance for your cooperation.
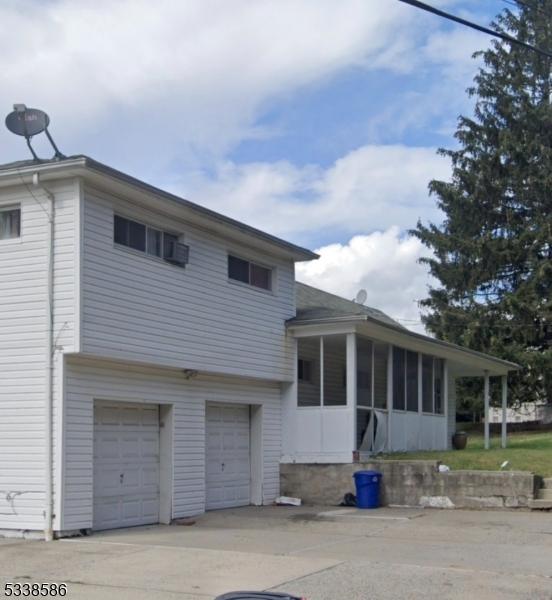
[93,401,252,531]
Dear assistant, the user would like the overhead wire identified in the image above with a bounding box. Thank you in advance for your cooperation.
[397,0,552,59]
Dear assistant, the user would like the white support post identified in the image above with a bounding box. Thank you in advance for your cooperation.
[319,336,324,407]
[417,353,423,450]
[386,344,393,452]
[346,333,357,409]
[443,360,449,449]
[484,370,490,450]
[501,375,508,449]
[346,333,357,456]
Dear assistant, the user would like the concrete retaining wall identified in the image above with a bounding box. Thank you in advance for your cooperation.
[280,461,537,509]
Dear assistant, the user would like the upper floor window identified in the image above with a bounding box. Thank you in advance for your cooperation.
[114,214,188,267]
[228,254,272,291]
[0,206,21,240]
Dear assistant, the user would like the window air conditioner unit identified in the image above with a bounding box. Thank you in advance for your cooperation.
[164,241,190,267]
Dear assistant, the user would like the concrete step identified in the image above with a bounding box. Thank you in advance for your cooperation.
[529,498,552,510]
[537,489,552,501]
[541,478,552,489]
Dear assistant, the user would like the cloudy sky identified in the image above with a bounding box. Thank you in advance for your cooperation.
[1,0,506,331]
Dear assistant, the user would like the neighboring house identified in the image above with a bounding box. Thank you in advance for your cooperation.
[0,155,518,538]
[488,402,552,425]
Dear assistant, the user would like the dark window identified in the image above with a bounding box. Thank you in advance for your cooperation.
[356,338,373,407]
[422,354,434,412]
[114,215,145,252]
[228,255,272,290]
[298,359,312,382]
[392,347,405,410]
[114,214,128,245]
[373,342,388,409]
[0,208,21,240]
[406,351,419,412]
[147,228,162,257]
[163,232,179,259]
[228,255,249,283]
[434,358,444,414]
[250,263,271,290]
[128,221,146,252]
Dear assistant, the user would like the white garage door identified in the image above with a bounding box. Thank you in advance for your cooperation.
[93,402,160,531]
[206,403,251,510]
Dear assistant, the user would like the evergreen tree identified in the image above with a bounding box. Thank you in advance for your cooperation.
[412,1,552,407]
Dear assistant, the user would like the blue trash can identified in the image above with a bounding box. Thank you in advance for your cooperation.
[353,470,382,509]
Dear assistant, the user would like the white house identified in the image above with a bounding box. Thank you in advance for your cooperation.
[0,155,519,539]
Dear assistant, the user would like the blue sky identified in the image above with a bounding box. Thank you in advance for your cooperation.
[0,0,510,329]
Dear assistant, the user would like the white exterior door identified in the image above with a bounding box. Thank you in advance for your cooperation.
[206,403,251,510]
[93,402,160,531]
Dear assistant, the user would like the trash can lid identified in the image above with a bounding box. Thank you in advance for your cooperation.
[353,470,382,477]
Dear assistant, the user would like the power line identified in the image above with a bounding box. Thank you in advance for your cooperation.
[397,0,552,59]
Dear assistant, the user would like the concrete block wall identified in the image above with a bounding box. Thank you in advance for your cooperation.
[280,461,537,509]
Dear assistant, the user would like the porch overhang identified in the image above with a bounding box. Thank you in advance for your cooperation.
[286,315,520,377]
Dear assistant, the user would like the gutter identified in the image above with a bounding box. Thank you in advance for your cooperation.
[33,173,55,542]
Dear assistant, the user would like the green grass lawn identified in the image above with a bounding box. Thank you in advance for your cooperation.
[381,431,552,477]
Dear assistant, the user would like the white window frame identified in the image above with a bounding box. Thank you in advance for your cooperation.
[0,205,21,242]
[113,213,183,265]
[227,253,274,293]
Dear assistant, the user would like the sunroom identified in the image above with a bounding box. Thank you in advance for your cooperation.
[281,284,520,464]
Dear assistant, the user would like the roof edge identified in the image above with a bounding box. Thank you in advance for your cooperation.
[287,315,521,371]
[0,155,318,262]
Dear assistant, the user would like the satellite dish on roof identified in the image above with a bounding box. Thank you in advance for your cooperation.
[354,289,367,305]
[5,104,65,161]
[6,106,49,137]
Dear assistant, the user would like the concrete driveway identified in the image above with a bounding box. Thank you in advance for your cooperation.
[1,506,551,599]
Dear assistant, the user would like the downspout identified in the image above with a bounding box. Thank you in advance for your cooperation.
[33,173,55,542]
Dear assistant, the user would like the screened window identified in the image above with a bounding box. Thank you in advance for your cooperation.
[393,346,421,412]
[373,342,388,409]
[434,358,444,414]
[422,354,434,413]
[298,359,312,383]
[392,347,406,410]
[228,255,272,291]
[406,350,419,412]
[421,354,445,414]
[0,207,21,240]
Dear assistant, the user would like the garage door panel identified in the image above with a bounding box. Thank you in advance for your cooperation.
[94,403,160,531]
[206,403,251,511]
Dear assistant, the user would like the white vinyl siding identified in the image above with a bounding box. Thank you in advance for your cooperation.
[0,180,78,530]
[62,357,281,531]
[81,188,296,381]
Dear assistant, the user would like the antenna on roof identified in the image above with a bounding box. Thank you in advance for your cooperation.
[354,289,367,305]
[5,104,65,161]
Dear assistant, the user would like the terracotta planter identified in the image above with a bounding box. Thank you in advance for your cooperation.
[452,431,468,450]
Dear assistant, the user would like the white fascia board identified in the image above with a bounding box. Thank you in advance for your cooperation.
[288,316,520,376]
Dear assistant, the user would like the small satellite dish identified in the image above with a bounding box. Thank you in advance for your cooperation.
[5,104,64,161]
[5,106,49,137]
[355,289,368,305]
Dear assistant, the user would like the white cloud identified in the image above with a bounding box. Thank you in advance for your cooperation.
[177,143,450,245]
[0,0,478,170]
[297,227,434,334]
[0,0,424,163]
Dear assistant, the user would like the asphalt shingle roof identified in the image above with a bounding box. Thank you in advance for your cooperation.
[294,282,404,328]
